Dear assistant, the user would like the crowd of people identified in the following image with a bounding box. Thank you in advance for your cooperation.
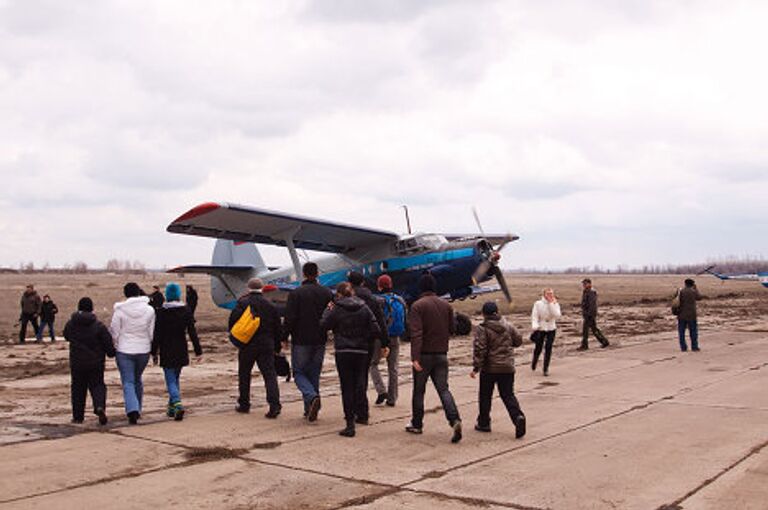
[16,269,703,441]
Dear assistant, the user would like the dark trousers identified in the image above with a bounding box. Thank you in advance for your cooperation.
[411,353,460,429]
[238,342,280,410]
[581,316,609,347]
[38,320,55,341]
[71,365,107,421]
[19,313,39,343]
[477,372,524,428]
[677,319,699,351]
[532,330,556,372]
[336,352,369,422]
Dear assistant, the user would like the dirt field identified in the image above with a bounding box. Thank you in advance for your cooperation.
[1,273,765,444]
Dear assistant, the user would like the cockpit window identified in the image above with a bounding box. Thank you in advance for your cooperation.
[395,234,447,254]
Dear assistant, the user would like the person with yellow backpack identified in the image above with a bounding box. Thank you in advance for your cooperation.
[228,278,283,418]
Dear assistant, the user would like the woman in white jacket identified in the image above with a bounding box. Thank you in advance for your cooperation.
[531,288,561,376]
[111,282,155,424]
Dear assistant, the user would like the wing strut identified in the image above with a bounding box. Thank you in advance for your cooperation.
[277,226,302,281]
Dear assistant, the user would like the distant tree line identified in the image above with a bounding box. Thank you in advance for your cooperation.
[511,257,767,275]
[6,259,148,275]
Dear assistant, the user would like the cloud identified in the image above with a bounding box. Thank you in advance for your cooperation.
[0,0,767,271]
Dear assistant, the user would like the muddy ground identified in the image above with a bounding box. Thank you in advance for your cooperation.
[1,273,765,444]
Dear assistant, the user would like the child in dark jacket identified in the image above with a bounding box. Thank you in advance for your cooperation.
[471,302,526,438]
[320,282,380,437]
[152,283,202,421]
[63,297,115,425]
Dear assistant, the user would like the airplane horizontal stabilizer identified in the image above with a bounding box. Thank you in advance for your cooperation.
[167,265,254,275]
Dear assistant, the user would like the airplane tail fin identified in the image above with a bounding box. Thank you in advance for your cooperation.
[167,240,268,309]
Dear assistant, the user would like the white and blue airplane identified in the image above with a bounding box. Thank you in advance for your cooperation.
[700,265,768,288]
[166,202,518,309]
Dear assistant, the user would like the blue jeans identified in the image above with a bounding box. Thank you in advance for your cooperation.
[116,352,150,415]
[37,320,55,341]
[291,344,325,412]
[678,319,699,351]
[163,367,182,405]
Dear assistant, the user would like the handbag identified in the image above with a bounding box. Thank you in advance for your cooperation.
[671,289,681,316]
[274,353,291,381]
[529,330,543,343]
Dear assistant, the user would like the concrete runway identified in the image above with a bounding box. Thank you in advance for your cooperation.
[1,330,766,509]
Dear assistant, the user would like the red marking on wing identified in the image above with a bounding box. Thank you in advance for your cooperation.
[171,202,221,223]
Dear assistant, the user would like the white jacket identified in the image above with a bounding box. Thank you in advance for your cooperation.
[111,296,155,354]
[531,298,562,332]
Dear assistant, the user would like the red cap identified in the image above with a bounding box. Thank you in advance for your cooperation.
[262,284,278,293]
[377,274,393,291]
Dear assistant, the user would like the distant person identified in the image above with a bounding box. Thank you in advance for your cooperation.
[531,288,562,376]
[677,278,703,352]
[578,278,609,350]
[320,282,380,437]
[229,278,282,418]
[149,285,165,311]
[18,284,41,344]
[406,274,463,443]
[371,274,405,406]
[347,271,388,405]
[152,283,203,421]
[471,302,526,438]
[37,294,59,343]
[111,282,156,425]
[283,262,334,422]
[185,285,199,317]
[64,297,115,425]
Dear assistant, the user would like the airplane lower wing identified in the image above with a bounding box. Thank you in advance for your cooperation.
[167,265,255,275]
[167,202,399,254]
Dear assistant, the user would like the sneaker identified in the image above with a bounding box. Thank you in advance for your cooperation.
[339,425,355,437]
[264,407,281,419]
[474,423,491,433]
[405,423,423,434]
[375,393,388,405]
[307,396,321,422]
[166,405,176,418]
[600,341,610,348]
[451,420,463,443]
[386,400,396,407]
[515,415,527,438]
[576,345,588,351]
[95,407,108,426]
[127,411,139,425]
[543,370,549,377]
[692,347,701,352]
[355,416,369,425]
[235,404,250,414]
[174,405,185,422]
[71,418,84,424]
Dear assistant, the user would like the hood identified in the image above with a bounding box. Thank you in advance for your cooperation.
[69,311,96,326]
[336,296,365,311]
[162,301,186,309]
[114,296,152,318]
[482,316,509,335]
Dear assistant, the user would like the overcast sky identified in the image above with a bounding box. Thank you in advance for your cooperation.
[1,0,767,271]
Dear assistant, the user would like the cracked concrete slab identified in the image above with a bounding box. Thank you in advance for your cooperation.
[408,402,768,510]
[0,432,187,502]
[0,458,388,510]
[678,443,768,509]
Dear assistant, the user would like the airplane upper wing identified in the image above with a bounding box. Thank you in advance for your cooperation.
[443,234,519,247]
[167,202,399,254]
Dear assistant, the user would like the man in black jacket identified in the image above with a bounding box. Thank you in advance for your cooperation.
[37,294,58,342]
[64,297,115,425]
[578,278,609,350]
[284,262,333,422]
[149,285,165,310]
[229,278,282,418]
[19,284,41,344]
[186,285,199,317]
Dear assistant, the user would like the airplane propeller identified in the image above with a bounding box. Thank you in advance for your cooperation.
[471,207,513,303]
